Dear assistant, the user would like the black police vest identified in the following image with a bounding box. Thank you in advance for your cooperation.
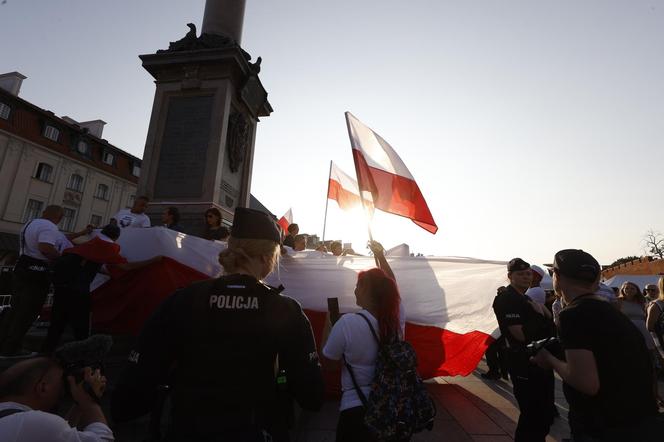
[171,274,291,436]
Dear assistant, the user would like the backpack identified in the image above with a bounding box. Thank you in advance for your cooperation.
[344,313,436,441]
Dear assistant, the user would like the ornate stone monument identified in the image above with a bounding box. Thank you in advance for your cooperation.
[137,0,271,234]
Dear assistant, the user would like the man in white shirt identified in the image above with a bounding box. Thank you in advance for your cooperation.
[0,206,91,357]
[0,356,114,441]
[111,196,151,229]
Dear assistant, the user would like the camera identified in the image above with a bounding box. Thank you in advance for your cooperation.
[54,334,113,401]
[526,337,560,357]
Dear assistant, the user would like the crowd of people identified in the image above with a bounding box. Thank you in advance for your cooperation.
[484,254,664,441]
[0,199,663,441]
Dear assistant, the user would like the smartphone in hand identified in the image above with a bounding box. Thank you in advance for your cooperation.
[327,297,340,325]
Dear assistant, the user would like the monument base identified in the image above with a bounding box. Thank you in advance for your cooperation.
[146,202,232,237]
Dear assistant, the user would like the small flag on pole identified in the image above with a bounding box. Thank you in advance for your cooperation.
[277,208,293,232]
[328,162,371,212]
[345,112,438,234]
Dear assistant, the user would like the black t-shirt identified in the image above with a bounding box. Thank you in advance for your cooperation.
[559,297,657,432]
[283,235,295,248]
[492,285,554,350]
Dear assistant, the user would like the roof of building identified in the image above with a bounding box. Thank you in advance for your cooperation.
[0,87,141,183]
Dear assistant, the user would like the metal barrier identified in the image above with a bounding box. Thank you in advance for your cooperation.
[0,265,54,326]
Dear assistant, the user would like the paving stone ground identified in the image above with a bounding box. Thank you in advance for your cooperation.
[4,326,663,441]
[293,357,572,442]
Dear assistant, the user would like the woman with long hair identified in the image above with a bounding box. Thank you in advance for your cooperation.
[618,281,654,348]
[322,240,405,442]
[619,280,664,407]
[646,276,664,350]
[203,207,230,241]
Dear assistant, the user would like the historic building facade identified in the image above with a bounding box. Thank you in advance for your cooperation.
[0,72,141,260]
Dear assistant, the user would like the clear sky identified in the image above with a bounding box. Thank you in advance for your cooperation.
[2,0,663,264]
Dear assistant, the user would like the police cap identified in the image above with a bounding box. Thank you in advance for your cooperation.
[507,258,530,272]
[553,249,600,284]
[232,207,281,244]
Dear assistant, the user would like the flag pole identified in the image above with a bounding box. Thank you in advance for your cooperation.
[322,160,332,243]
[344,112,376,251]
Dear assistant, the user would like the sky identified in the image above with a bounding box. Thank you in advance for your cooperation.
[1,0,663,264]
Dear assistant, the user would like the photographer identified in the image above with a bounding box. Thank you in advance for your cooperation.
[491,258,555,442]
[0,356,113,441]
[531,249,659,441]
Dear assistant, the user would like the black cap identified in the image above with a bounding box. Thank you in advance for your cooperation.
[508,258,530,272]
[231,208,281,244]
[553,249,600,283]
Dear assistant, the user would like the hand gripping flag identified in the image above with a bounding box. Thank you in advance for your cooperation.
[345,112,438,234]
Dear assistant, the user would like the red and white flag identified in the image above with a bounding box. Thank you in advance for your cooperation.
[277,208,293,232]
[327,162,371,211]
[345,112,438,234]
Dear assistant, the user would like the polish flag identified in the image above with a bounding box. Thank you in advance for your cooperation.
[327,162,370,211]
[345,112,438,234]
[277,208,293,232]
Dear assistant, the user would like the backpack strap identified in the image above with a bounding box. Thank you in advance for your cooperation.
[341,312,380,408]
[0,408,25,419]
[356,312,380,344]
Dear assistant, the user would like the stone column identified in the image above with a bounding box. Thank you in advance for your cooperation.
[136,2,271,235]
[202,0,246,44]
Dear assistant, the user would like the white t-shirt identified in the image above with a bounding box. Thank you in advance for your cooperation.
[20,218,71,261]
[322,305,406,411]
[0,401,114,441]
[112,209,150,229]
[525,286,546,305]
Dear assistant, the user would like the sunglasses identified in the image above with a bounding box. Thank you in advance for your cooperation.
[645,288,656,292]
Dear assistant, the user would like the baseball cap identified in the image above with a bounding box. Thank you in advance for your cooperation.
[231,208,281,244]
[508,258,530,272]
[553,249,600,284]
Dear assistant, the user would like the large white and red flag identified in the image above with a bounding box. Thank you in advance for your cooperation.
[327,162,370,211]
[277,208,293,232]
[90,227,505,379]
[345,112,438,234]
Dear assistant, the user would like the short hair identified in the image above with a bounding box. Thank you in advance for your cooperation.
[331,241,342,249]
[287,224,299,235]
[101,224,121,240]
[166,207,180,224]
[294,234,307,243]
[0,357,60,398]
[42,205,64,218]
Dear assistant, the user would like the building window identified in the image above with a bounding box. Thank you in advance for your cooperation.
[95,184,109,200]
[127,194,135,208]
[60,208,77,232]
[43,125,60,142]
[67,174,84,192]
[77,140,88,155]
[132,164,141,177]
[24,199,44,222]
[90,214,102,227]
[35,162,53,182]
[102,151,114,166]
[0,102,10,120]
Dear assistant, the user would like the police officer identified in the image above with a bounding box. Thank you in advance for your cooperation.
[111,208,324,442]
[492,258,555,442]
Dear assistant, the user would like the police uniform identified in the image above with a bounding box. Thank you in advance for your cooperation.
[492,258,555,442]
[111,208,324,442]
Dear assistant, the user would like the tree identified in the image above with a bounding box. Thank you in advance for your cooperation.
[609,256,641,268]
[643,229,664,259]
